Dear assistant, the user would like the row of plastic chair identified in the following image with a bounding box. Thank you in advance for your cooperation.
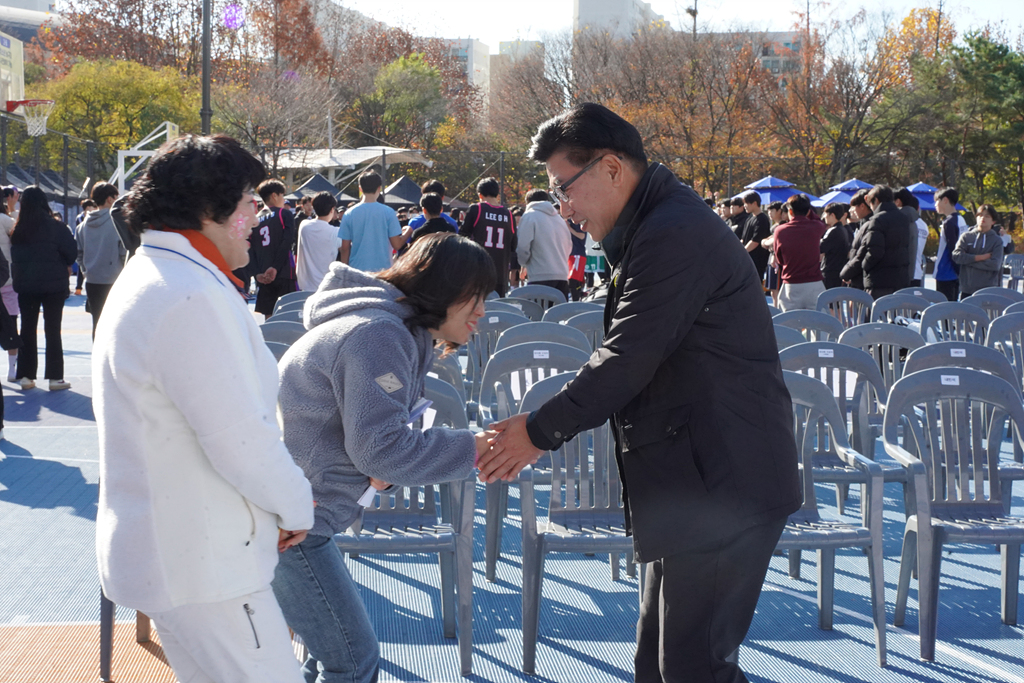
[813,285,1024,329]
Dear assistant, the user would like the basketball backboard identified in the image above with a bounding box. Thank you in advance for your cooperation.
[0,31,25,114]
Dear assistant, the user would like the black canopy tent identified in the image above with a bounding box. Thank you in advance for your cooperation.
[286,172,358,205]
[382,175,421,208]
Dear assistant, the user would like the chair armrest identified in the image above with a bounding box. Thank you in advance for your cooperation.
[495,381,511,421]
[883,441,924,470]
[836,445,884,479]
[837,445,885,531]
[883,441,931,519]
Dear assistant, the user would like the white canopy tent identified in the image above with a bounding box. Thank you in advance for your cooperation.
[275,146,433,189]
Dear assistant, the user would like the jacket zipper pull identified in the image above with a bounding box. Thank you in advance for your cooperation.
[243,603,261,649]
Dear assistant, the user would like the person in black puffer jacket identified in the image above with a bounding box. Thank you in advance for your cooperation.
[11,186,76,391]
[840,184,910,299]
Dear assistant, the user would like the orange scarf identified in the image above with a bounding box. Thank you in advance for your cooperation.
[167,229,244,288]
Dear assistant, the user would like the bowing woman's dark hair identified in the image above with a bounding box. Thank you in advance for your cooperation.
[11,186,53,243]
[378,233,496,345]
[125,134,266,235]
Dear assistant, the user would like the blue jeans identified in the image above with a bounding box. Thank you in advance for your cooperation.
[272,534,379,683]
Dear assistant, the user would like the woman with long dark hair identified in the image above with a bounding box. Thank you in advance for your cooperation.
[10,185,76,390]
[273,233,497,683]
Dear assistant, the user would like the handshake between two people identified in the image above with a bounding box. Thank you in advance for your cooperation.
[474,413,545,484]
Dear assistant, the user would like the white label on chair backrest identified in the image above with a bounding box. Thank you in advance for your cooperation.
[914,291,923,296]
[489,316,499,323]
[950,348,966,357]
[941,374,960,386]
[818,348,834,358]
[512,302,523,309]
[534,349,550,359]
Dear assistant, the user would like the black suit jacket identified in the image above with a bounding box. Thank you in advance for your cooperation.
[526,164,801,562]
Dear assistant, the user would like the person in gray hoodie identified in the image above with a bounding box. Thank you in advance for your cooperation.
[953,203,1005,296]
[515,189,572,296]
[273,233,498,683]
[76,182,124,335]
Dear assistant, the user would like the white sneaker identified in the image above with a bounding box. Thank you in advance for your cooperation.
[18,378,34,390]
[0,428,5,441]
[49,379,71,391]
[6,373,14,382]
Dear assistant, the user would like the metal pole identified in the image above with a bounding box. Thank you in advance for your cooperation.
[32,137,40,185]
[62,134,69,222]
[200,0,212,134]
[1,117,7,185]
[86,141,94,184]
[727,156,733,197]
[499,151,505,206]
[379,149,386,204]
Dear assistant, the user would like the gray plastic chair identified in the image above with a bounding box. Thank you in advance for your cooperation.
[1005,254,1024,292]
[485,300,529,316]
[541,300,603,323]
[884,368,1024,661]
[779,371,887,667]
[919,301,990,344]
[259,320,306,345]
[779,341,897,513]
[264,340,290,361]
[987,312,1024,394]
[767,304,782,317]
[774,324,809,351]
[1006,301,1024,316]
[838,323,925,394]
[870,293,931,323]
[335,376,475,676]
[265,308,303,323]
[430,347,467,406]
[974,286,1024,303]
[509,283,568,309]
[564,310,604,351]
[960,292,1010,321]
[495,297,545,321]
[274,298,308,315]
[273,289,313,314]
[896,286,948,305]
[495,321,593,356]
[478,343,591,582]
[518,375,633,674]
[773,309,845,342]
[816,287,873,329]
[466,310,528,416]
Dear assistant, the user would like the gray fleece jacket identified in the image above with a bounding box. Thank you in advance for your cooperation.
[76,208,126,285]
[952,227,1004,295]
[277,262,476,537]
[516,200,572,282]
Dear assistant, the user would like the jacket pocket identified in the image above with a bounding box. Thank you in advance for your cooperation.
[618,403,693,452]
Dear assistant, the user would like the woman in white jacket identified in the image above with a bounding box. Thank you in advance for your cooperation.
[93,135,314,683]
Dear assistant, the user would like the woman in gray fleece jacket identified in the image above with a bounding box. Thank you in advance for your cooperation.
[273,233,496,683]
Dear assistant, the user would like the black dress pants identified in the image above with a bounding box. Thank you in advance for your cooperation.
[529,279,570,298]
[85,282,113,338]
[17,292,66,380]
[634,517,787,683]
[936,279,959,302]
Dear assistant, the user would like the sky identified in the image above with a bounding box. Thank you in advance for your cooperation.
[340,0,1024,53]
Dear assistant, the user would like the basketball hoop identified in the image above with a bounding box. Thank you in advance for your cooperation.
[6,99,55,137]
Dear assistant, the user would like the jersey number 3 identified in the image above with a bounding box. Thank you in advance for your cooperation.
[260,225,271,246]
[484,226,505,249]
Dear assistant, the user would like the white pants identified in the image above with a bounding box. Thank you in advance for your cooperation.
[149,587,302,683]
[778,281,825,312]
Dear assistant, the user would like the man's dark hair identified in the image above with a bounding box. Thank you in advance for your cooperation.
[865,184,894,204]
[125,135,265,236]
[476,177,500,198]
[849,189,869,207]
[742,191,761,206]
[894,187,919,210]
[420,192,443,216]
[824,202,849,221]
[257,178,286,203]
[311,191,336,218]
[766,201,783,212]
[977,204,1000,224]
[91,182,118,206]
[299,196,312,208]
[786,194,812,216]
[421,179,445,196]
[379,233,495,346]
[528,102,648,172]
[525,188,551,203]
[719,201,731,209]
[359,171,383,194]
[704,198,715,208]
[81,199,97,210]
[730,197,744,207]
[935,187,959,205]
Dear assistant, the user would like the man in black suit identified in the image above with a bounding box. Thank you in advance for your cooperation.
[477,103,801,683]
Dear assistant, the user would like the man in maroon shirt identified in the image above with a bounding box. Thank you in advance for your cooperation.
[773,194,826,311]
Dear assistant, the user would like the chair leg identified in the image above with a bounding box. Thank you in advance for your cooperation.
[456,532,474,676]
[438,550,456,638]
[836,483,849,516]
[100,590,115,682]
[521,539,546,675]
[788,549,802,579]
[867,542,887,667]
[1002,544,1020,626]
[484,481,505,582]
[135,612,150,643]
[725,647,739,665]
[817,548,835,630]
[626,548,636,578]
[894,529,917,627]
[1003,481,1014,517]
[917,530,943,661]
[609,553,620,581]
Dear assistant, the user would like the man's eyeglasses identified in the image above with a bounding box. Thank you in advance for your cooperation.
[550,155,608,204]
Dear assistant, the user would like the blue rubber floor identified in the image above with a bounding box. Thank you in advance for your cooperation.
[1,291,1023,682]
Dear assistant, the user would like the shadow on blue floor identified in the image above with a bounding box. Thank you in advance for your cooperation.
[0,445,97,520]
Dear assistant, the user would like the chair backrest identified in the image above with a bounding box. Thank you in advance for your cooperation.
[485,301,529,316]
[259,320,306,345]
[1005,254,1024,281]
[960,293,1009,321]
[265,308,303,323]
[273,290,313,315]
[494,297,545,321]
[904,341,1021,395]
[986,312,1024,391]
[485,290,500,300]
[541,300,603,323]
[478,342,590,420]
[896,286,948,305]
[816,287,874,328]
[779,341,888,454]
[918,301,989,344]
[974,286,1024,303]
[275,298,307,315]
[509,284,568,309]
[1006,301,1024,316]
[869,293,931,323]
[519,373,621,522]
[265,340,290,361]
[883,367,1024,510]
[466,310,529,403]
[495,321,593,355]
[773,324,808,351]
[767,304,782,317]
[564,310,605,351]
[423,375,470,430]
[838,322,926,393]
[429,348,467,405]
[773,309,846,342]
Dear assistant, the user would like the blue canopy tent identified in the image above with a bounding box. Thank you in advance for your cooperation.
[812,178,873,207]
[906,182,964,211]
[745,175,795,190]
[736,176,820,206]
[830,178,873,192]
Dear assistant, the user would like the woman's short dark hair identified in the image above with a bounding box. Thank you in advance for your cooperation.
[12,186,53,238]
[125,135,265,235]
[529,102,648,172]
[378,233,496,341]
